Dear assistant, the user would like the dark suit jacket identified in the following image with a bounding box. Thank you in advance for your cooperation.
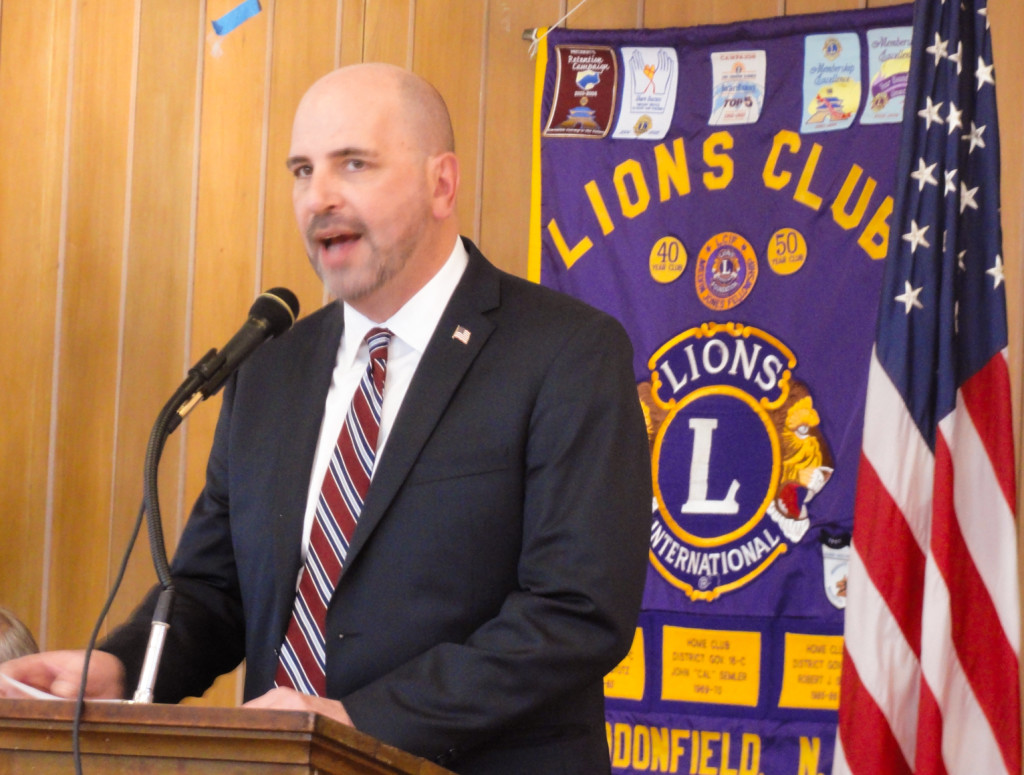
[102,240,652,774]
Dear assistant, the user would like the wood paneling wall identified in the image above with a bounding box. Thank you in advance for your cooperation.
[0,0,1020,709]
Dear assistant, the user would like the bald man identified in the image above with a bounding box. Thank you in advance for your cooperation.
[1,65,651,775]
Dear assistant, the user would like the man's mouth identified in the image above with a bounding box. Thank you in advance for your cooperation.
[307,214,365,265]
[320,233,358,249]
[312,230,362,270]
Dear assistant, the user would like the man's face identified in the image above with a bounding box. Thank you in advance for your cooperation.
[287,74,434,317]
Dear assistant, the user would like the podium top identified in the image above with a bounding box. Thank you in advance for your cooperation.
[0,698,454,775]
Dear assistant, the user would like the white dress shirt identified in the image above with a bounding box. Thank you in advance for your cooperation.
[298,238,469,559]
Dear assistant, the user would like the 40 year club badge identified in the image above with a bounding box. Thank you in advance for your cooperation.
[638,323,835,601]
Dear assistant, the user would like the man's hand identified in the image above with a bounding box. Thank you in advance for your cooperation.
[0,650,125,700]
[243,687,353,727]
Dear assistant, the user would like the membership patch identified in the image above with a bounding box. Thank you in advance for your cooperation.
[695,232,758,311]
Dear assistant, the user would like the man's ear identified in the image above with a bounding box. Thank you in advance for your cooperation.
[429,152,459,219]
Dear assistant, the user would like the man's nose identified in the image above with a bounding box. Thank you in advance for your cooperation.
[304,169,342,213]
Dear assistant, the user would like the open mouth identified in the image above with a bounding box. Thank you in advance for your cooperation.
[320,233,358,249]
[313,230,362,269]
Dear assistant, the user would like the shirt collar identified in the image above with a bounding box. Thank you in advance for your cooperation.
[340,236,469,365]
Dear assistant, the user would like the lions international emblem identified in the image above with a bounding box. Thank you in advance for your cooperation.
[639,323,834,601]
[695,232,758,311]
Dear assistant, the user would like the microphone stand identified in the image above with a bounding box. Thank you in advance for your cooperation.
[132,348,221,703]
[131,287,298,703]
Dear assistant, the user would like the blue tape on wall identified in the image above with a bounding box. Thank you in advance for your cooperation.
[212,0,262,36]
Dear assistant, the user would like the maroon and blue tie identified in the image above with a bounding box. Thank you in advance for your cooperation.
[276,327,391,695]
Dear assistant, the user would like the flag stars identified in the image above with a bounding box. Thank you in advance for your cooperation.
[944,168,958,196]
[918,97,945,129]
[927,33,949,66]
[976,57,995,89]
[978,6,990,29]
[946,102,963,135]
[987,254,1005,289]
[947,41,963,75]
[960,183,979,213]
[895,281,924,314]
[911,158,939,191]
[963,121,986,153]
[958,250,967,271]
[903,220,931,253]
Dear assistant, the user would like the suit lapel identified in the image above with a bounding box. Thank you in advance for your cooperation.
[343,245,501,568]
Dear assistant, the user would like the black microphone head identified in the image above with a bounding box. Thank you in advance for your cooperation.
[250,287,300,337]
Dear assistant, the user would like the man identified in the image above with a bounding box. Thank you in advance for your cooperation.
[0,64,651,774]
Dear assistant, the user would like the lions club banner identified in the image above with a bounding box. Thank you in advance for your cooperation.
[530,5,913,774]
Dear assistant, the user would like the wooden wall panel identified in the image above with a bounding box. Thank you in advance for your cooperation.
[0,0,72,642]
[46,0,136,649]
[363,0,413,66]
[339,1,366,66]
[787,0,863,14]
[179,0,274,706]
[645,0,785,28]
[571,0,640,29]
[262,0,342,316]
[184,0,269,530]
[107,0,202,629]
[478,0,562,277]
[413,1,488,238]
[990,0,1024,514]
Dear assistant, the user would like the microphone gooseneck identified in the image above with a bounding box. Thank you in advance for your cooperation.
[133,288,299,703]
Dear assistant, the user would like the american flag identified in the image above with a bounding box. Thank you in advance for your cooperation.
[834,1,1020,774]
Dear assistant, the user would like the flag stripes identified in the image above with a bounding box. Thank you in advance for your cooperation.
[836,2,1019,772]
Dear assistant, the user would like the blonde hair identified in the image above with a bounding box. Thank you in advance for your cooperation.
[0,607,39,662]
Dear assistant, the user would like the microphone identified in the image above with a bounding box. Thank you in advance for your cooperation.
[133,286,299,704]
[176,287,300,420]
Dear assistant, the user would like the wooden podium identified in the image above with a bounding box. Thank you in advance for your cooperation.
[0,698,454,774]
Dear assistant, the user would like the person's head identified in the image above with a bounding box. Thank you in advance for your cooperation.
[0,607,39,663]
[288,63,460,322]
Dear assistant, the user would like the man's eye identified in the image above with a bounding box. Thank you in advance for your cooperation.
[345,159,366,171]
[292,165,312,178]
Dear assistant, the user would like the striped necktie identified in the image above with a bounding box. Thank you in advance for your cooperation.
[276,327,392,696]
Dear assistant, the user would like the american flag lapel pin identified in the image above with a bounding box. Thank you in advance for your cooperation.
[452,325,471,345]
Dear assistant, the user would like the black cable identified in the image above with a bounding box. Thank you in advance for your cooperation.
[71,499,146,775]
[69,362,200,770]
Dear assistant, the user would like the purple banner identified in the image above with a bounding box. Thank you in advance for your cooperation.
[532,6,913,774]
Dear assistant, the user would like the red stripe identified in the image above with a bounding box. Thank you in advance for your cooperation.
[839,649,914,775]
[351,390,381,451]
[853,453,927,655]
[309,517,343,573]
[321,464,360,536]
[913,679,948,775]
[338,428,373,495]
[959,356,1017,512]
[275,658,296,689]
[288,628,325,693]
[297,573,327,614]
[932,432,1021,774]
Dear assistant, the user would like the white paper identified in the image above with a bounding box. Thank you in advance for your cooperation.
[0,672,61,700]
